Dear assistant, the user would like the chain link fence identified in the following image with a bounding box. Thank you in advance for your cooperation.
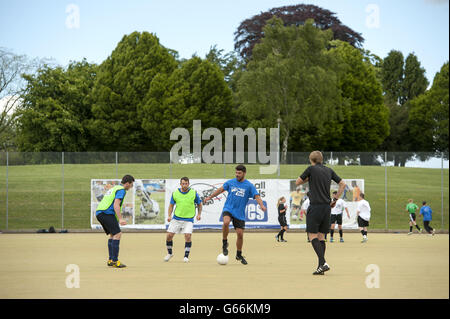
[0,151,448,231]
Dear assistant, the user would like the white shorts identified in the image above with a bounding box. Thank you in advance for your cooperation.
[167,219,194,234]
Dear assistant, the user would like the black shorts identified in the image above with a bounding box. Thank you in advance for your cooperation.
[409,213,416,222]
[223,211,245,229]
[357,216,369,228]
[306,204,331,234]
[96,212,121,235]
[330,214,343,225]
[278,214,287,227]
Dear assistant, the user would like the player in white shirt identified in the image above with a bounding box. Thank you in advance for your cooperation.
[329,191,351,243]
[356,193,371,243]
[300,192,311,242]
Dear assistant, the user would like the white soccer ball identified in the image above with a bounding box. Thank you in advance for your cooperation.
[217,253,229,265]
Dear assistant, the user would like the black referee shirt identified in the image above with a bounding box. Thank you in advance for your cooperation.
[299,164,342,205]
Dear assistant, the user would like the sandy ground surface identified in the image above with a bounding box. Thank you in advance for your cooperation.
[0,232,448,299]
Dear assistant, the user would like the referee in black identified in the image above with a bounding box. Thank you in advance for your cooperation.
[296,151,346,275]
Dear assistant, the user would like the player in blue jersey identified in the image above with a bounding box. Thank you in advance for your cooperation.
[420,201,435,236]
[204,165,266,265]
[96,175,135,268]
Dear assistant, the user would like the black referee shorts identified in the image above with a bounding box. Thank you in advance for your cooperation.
[306,204,331,234]
[96,212,121,236]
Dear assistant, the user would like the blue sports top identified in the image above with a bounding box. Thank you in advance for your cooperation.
[222,178,259,221]
[419,205,433,221]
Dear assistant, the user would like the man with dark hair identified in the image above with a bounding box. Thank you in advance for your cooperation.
[420,201,435,236]
[165,176,202,263]
[204,165,266,265]
[330,191,350,243]
[96,174,135,268]
[296,151,346,275]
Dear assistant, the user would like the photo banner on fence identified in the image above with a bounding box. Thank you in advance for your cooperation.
[91,179,166,230]
[165,179,288,229]
[91,178,362,230]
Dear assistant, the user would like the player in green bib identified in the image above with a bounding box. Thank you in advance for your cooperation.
[164,177,202,263]
[96,175,135,268]
[406,199,422,235]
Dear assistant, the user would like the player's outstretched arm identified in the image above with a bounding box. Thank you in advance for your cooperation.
[204,186,225,203]
[254,195,266,211]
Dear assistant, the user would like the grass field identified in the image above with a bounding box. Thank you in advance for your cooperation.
[0,163,448,230]
[0,232,447,299]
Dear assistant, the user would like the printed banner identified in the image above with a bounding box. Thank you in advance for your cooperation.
[165,179,290,229]
[285,178,364,229]
[91,179,166,230]
[91,178,363,230]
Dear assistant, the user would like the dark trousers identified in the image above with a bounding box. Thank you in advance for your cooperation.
[423,221,434,234]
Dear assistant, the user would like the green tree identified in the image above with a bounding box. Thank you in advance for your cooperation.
[330,41,389,151]
[381,50,404,105]
[0,48,37,150]
[88,31,178,151]
[15,60,96,151]
[140,56,234,151]
[402,52,429,104]
[237,18,343,159]
[409,62,449,152]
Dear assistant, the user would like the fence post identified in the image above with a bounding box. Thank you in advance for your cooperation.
[62,151,64,230]
[115,152,118,179]
[385,151,388,230]
[6,151,8,230]
[441,152,444,230]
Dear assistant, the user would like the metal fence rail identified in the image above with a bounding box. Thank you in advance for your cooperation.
[0,151,448,231]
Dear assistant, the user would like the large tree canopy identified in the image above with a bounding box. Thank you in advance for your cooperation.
[140,56,234,151]
[409,62,449,152]
[88,31,178,151]
[330,41,389,151]
[15,60,96,151]
[234,4,364,61]
[237,18,344,159]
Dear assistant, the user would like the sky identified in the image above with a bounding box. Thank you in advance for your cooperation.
[0,0,449,84]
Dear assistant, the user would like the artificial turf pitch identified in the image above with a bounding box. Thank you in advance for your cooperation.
[0,232,447,299]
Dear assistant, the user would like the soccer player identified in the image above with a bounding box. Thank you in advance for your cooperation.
[204,164,266,265]
[420,201,435,236]
[165,177,202,263]
[406,199,422,235]
[290,188,303,220]
[296,151,346,275]
[96,175,135,268]
[356,193,371,243]
[276,196,288,242]
[329,191,351,243]
[301,192,311,242]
